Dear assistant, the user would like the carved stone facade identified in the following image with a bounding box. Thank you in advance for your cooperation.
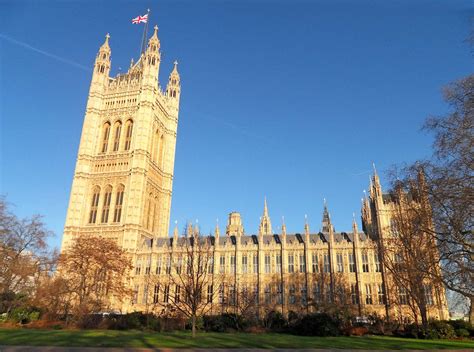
[62,26,180,252]
[62,25,448,322]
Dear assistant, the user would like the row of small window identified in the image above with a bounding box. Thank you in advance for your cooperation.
[134,251,382,276]
[100,120,133,154]
[131,282,434,307]
[88,185,125,224]
[105,98,137,107]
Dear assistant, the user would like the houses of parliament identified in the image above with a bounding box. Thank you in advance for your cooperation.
[61,23,449,322]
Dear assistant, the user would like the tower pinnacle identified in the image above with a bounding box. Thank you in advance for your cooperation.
[258,197,272,236]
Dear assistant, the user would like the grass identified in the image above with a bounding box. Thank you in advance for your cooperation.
[0,328,473,349]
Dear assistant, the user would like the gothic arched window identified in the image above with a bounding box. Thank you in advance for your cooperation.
[158,134,165,169]
[112,121,122,152]
[113,184,125,222]
[101,185,112,223]
[101,122,111,153]
[152,195,159,233]
[88,186,101,224]
[124,120,133,151]
[145,194,152,229]
[150,196,157,232]
[152,130,160,163]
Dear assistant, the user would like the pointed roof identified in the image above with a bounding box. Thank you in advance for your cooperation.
[258,197,272,236]
[169,60,180,80]
[99,33,111,53]
[149,25,159,43]
[321,200,334,234]
[214,218,220,237]
[263,196,269,217]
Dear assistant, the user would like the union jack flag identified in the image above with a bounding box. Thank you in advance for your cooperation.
[132,14,148,24]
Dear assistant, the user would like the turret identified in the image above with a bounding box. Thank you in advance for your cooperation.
[226,212,244,237]
[166,60,181,108]
[142,25,161,86]
[321,199,334,234]
[91,34,111,88]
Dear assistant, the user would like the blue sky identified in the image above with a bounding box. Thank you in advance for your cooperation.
[1,0,472,249]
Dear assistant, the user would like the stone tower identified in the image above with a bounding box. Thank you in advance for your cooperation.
[61,26,181,251]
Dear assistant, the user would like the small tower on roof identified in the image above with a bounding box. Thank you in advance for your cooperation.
[226,212,244,237]
[321,199,335,234]
[92,34,111,86]
[167,60,181,107]
[142,25,161,83]
[258,197,273,236]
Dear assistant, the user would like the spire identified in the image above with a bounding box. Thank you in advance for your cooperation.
[101,33,110,50]
[321,200,334,234]
[214,218,220,238]
[147,24,160,48]
[92,33,111,85]
[281,216,287,236]
[263,196,269,217]
[372,161,381,187]
[304,214,310,236]
[186,222,193,237]
[258,197,272,236]
[352,212,359,233]
[167,60,181,103]
[173,221,179,238]
[194,220,199,236]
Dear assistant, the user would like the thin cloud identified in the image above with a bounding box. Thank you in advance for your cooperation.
[0,33,90,72]
[201,114,270,144]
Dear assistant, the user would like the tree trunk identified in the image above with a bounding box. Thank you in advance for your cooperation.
[420,306,428,328]
[470,297,474,325]
[192,314,196,338]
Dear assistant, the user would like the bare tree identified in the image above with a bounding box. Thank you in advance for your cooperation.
[379,184,439,327]
[0,197,55,313]
[309,267,353,321]
[162,228,224,337]
[389,74,474,322]
[58,235,133,318]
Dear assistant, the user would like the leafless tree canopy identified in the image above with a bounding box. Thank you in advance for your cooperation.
[388,74,474,322]
[154,229,225,337]
[0,197,55,296]
[58,235,133,317]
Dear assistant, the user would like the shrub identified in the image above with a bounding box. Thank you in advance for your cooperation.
[291,313,341,336]
[429,320,456,339]
[263,311,286,331]
[404,321,456,339]
[9,307,41,324]
[203,314,248,332]
[203,315,225,332]
[449,320,473,337]
[455,328,470,338]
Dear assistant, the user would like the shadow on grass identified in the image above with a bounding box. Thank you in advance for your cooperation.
[0,328,473,350]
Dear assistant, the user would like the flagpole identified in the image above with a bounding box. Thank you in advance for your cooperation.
[139,8,150,59]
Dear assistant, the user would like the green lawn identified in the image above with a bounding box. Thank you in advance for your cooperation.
[0,329,472,349]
